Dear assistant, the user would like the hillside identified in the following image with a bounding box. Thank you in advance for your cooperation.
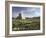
[12,16,40,31]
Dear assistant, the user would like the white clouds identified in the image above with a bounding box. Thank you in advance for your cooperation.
[12,7,40,18]
[22,8,40,17]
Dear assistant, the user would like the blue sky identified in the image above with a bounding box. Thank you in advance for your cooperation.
[12,7,40,18]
